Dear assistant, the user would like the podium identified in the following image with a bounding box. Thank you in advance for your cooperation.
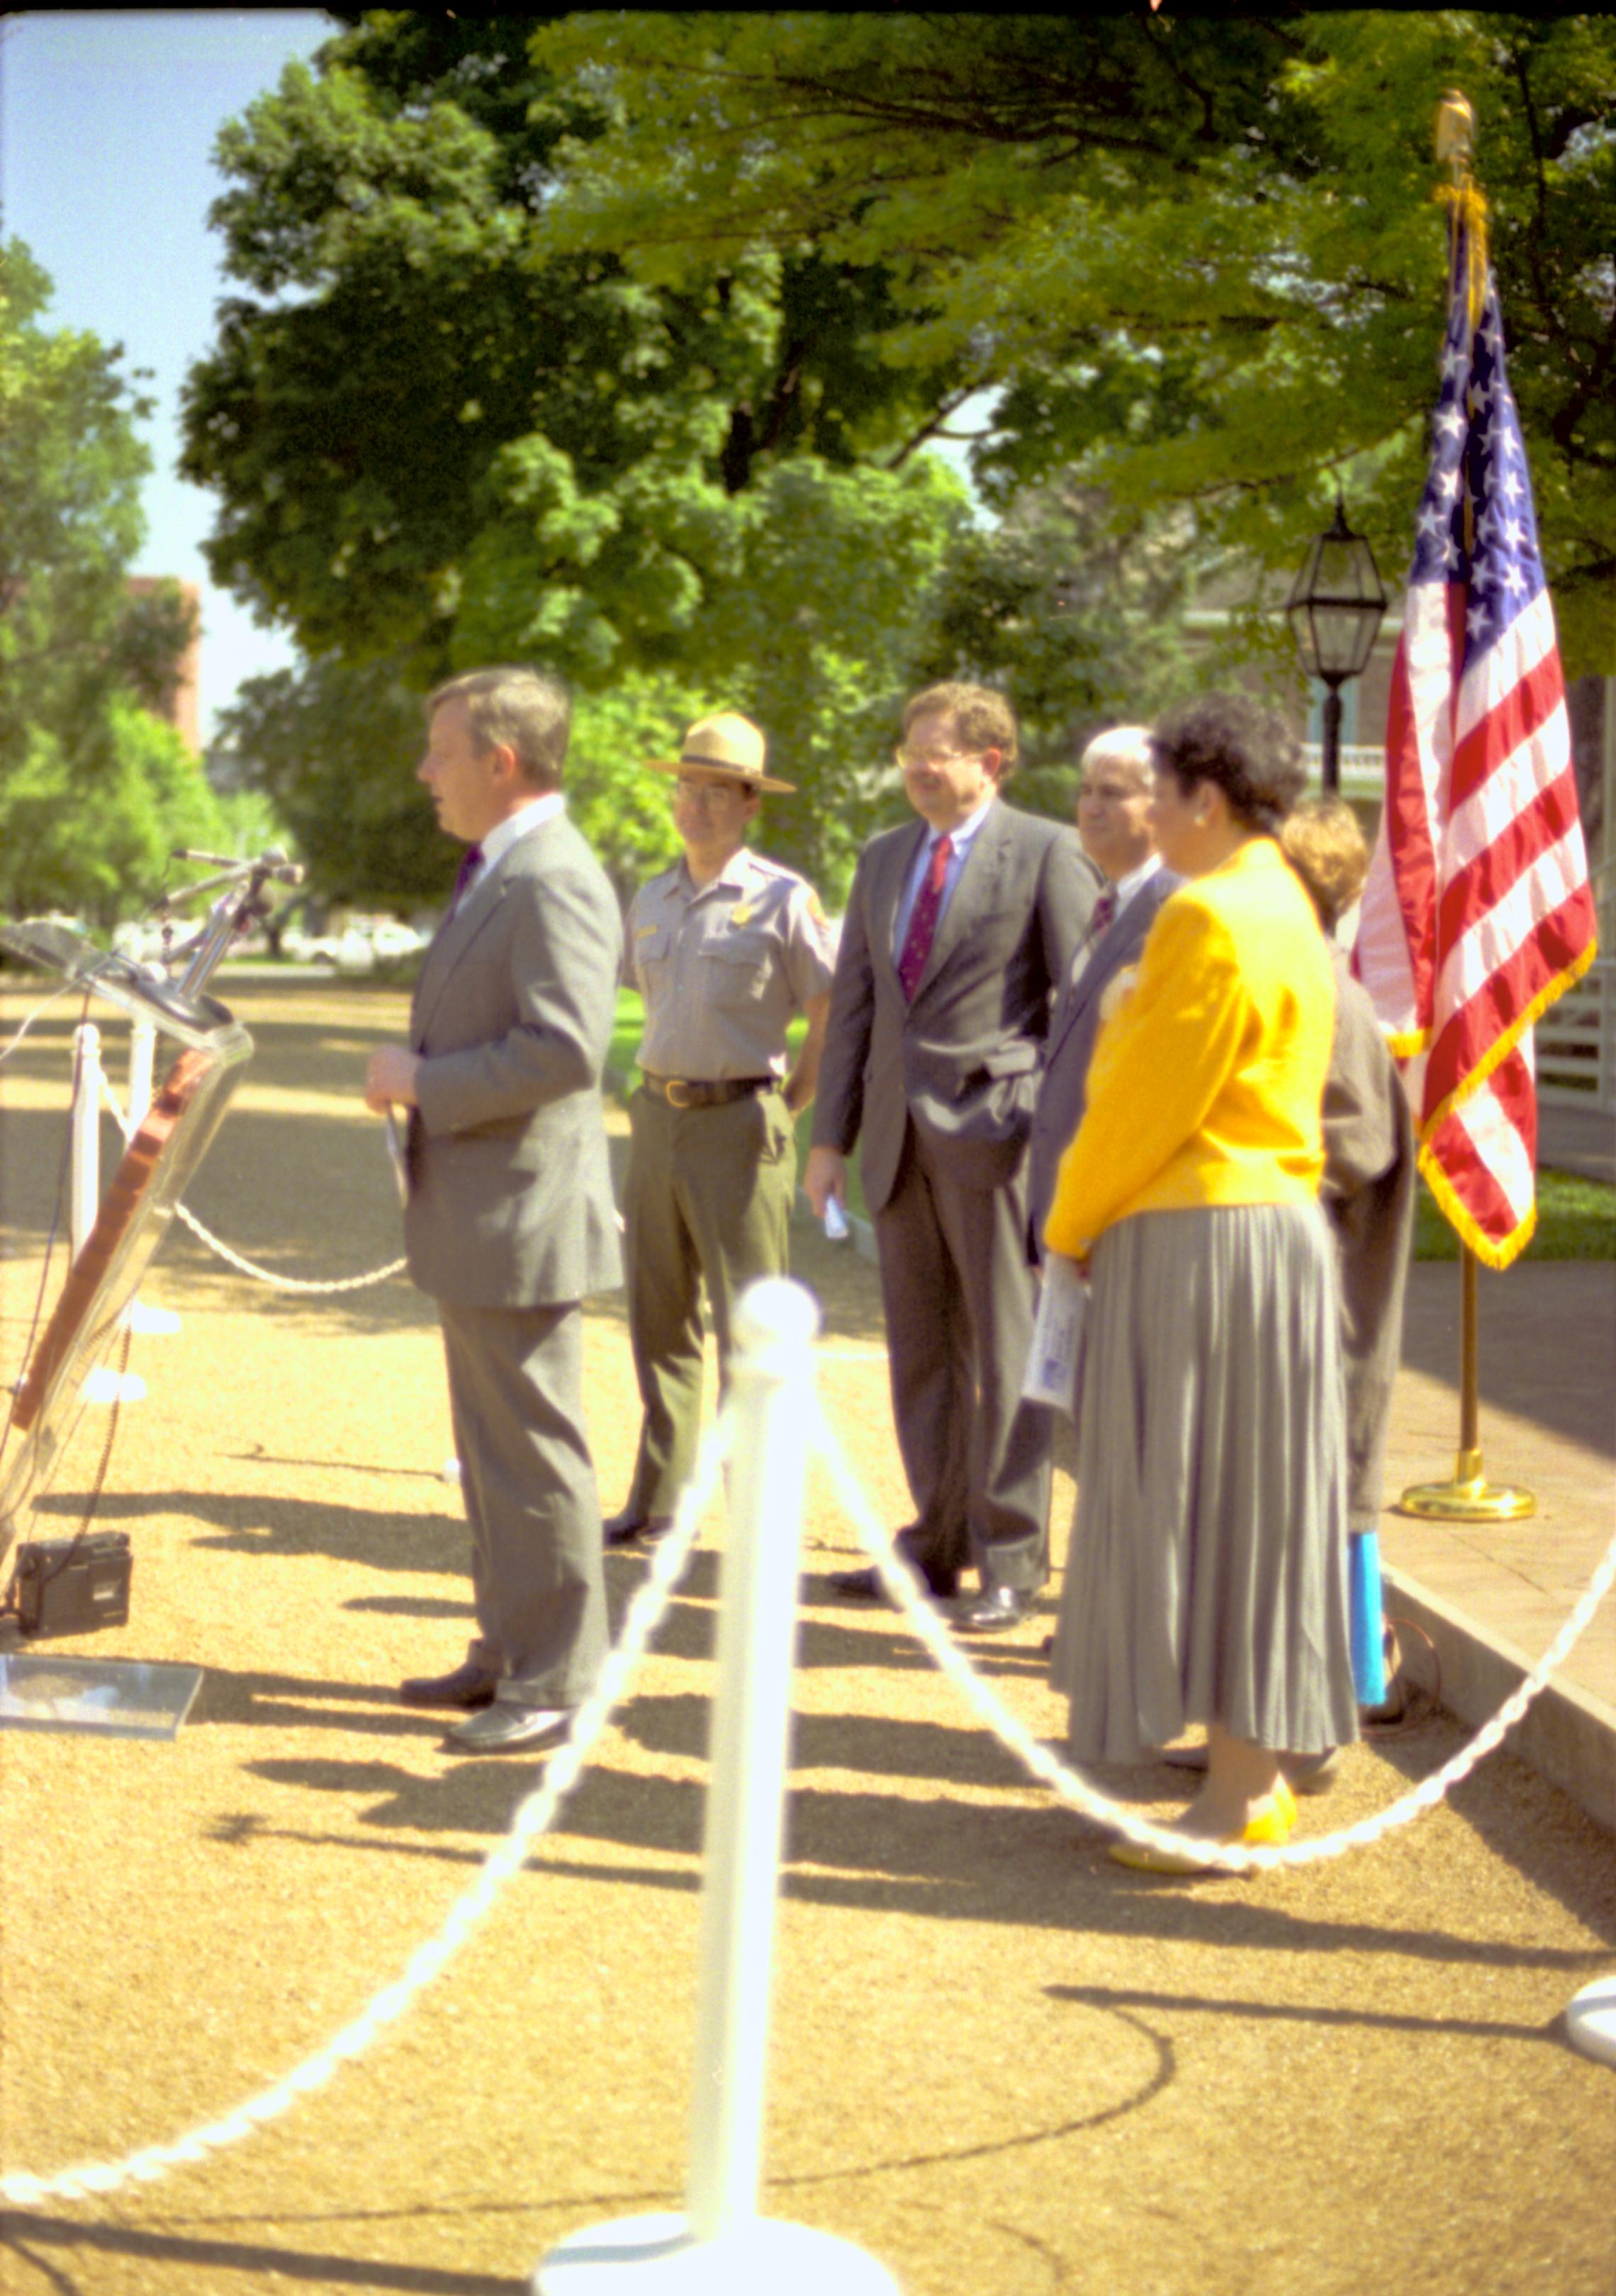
[0,921,252,1575]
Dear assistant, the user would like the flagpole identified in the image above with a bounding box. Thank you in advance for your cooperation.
[1397,92,1534,1529]
[1399,1242,1534,1521]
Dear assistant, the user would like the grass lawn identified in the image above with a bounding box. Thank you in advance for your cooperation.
[1414,1168,1616,1261]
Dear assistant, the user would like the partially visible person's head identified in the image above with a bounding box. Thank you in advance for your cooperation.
[1146,693,1306,880]
[1074,726,1155,882]
[1281,797,1369,933]
[1148,693,1306,833]
[898,682,1019,831]
[427,666,572,794]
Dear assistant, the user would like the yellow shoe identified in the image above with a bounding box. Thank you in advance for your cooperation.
[1265,1777,1299,1835]
[1107,1784,1296,1876]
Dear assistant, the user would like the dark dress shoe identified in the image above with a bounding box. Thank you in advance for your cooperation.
[827,1557,959,1604]
[604,1507,675,1548]
[399,1661,498,1710]
[954,1586,1034,1633]
[444,1703,571,1755]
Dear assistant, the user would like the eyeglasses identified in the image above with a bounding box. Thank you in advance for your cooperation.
[894,745,984,772]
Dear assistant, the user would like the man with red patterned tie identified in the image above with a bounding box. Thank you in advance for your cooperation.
[805,682,1096,1626]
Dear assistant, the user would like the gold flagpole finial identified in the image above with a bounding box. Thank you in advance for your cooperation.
[1434,90,1486,326]
[1435,90,1476,175]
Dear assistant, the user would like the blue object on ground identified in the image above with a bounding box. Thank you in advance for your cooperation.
[1348,1529,1387,1706]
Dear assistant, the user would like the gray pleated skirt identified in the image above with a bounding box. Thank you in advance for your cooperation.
[1050,1201,1358,1763]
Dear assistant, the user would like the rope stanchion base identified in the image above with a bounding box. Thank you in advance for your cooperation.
[1566,1976,1616,2071]
[535,2212,899,2293]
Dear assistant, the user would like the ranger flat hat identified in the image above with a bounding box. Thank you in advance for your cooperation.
[646,712,795,794]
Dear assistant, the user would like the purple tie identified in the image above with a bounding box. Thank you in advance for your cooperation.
[1089,885,1118,940]
[897,833,953,1002]
[448,843,483,918]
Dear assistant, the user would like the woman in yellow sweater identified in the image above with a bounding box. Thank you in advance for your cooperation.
[1045,693,1358,1872]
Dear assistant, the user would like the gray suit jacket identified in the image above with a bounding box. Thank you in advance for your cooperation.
[1026,867,1183,1256]
[404,810,624,1307]
[1321,945,1416,1524]
[813,799,1096,1210]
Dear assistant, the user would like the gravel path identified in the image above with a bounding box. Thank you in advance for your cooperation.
[1,974,1612,2296]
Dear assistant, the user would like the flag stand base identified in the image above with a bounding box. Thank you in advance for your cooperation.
[1398,1448,1535,1523]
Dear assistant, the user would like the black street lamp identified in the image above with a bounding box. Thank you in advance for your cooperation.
[1285,497,1388,793]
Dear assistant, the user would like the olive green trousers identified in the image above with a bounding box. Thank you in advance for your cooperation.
[619,1083,797,1518]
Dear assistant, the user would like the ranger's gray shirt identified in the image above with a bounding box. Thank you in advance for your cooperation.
[628,846,836,1081]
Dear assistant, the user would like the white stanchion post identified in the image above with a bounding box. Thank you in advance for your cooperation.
[69,1022,101,1266]
[123,1018,181,1337]
[69,1023,147,1409]
[534,1279,899,2296]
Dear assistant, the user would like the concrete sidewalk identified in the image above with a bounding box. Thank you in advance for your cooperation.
[1379,1258,1616,1832]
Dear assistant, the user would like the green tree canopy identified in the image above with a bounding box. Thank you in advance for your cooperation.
[907,486,1199,822]
[0,242,218,925]
[529,10,1616,671]
[181,16,981,901]
[209,447,969,912]
[179,13,965,688]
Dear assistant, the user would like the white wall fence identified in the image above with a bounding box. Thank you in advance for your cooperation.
[1301,741,1615,1117]
[1538,957,1615,1114]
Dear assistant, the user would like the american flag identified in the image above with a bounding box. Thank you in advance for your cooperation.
[1354,208,1598,1268]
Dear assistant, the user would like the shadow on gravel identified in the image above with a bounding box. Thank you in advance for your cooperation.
[1045,1979,1565,2047]
[0,2213,524,2294]
[33,1486,470,1570]
[1371,1716,1616,1947]
[216,1750,1615,1976]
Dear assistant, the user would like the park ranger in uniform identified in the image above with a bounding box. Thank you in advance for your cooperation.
[605,713,837,1544]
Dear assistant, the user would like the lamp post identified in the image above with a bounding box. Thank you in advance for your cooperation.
[1285,497,1388,793]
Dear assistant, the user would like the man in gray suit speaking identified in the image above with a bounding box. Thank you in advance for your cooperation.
[805,682,1095,1628]
[364,666,622,1755]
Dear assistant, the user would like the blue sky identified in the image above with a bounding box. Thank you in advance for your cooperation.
[2,10,330,742]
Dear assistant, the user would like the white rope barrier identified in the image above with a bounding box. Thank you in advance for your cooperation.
[0,1414,731,2210]
[6,1295,1612,2220]
[169,1201,408,1293]
[92,1064,406,1295]
[812,1404,1616,1875]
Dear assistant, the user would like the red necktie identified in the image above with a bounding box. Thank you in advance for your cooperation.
[897,833,953,1002]
[1089,885,1118,940]
[448,844,483,918]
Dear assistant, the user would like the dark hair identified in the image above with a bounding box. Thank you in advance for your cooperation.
[902,681,1020,773]
[1149,693,1306,836]
[427,665,572,792]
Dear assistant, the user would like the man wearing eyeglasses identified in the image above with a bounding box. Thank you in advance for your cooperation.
[1026,726,1182,1266]
[605,714,836,1546]
[805,681,1097,1631]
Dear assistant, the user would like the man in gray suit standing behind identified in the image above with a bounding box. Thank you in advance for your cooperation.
[970,725,1186,1631]
[364,665,622,1754]
[805,682,1095,1628]
[1025,726,1182,1264]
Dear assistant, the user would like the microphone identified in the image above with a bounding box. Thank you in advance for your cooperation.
[171,845,305,886]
